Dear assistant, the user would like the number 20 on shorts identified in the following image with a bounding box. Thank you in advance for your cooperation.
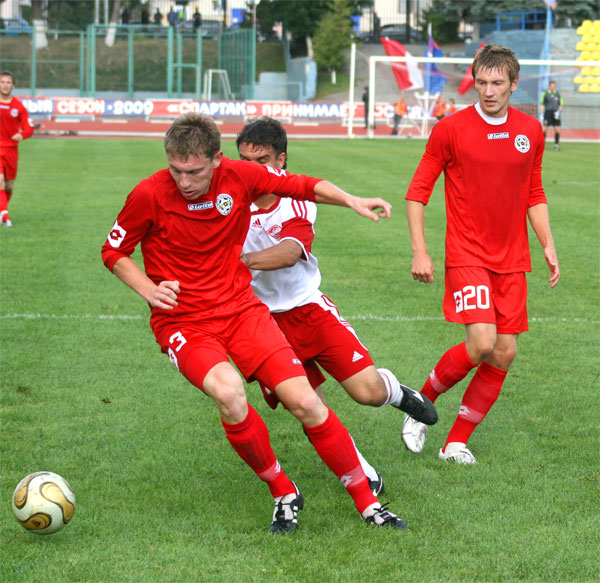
[453,285,490,313]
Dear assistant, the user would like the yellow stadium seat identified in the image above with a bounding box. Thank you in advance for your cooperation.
[576,41,584,51]
[594,34,600,43]
[589,84,600,93]
[585,76,596,83]
[581,66,592,75]
[581,51,592,59]
[592,51,600,60]
[582,19,592,28]
[592,66,600,75]
[577,26,584,36]
[586,43,597,51]
[582,34,593,43]
[578,84,589,92]
[573,75,584,84]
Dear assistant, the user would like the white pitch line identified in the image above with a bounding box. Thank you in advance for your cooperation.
[0,313,598,324]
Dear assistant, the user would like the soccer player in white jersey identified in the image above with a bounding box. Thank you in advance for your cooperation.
[237,118,438,495]
[403,45,560,464]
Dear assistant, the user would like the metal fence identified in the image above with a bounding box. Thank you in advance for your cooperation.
[0,24,254,99]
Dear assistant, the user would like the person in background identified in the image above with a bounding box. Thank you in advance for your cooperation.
[193,8,202,33]
[361,86,369,129]
[0,71,34,228]
[403,45,560,464]
[540,80,563,151]
[432,95,446,121]
[446,98,456,116]
[391,95,408,135]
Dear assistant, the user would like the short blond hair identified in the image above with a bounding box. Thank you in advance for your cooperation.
[164,113,221,160]
[472,45,520,84]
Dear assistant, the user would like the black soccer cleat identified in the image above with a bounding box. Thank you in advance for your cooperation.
[395,384,438,425]
[269,483,304,534]
[368,471,385,497]
[363,503,408,529]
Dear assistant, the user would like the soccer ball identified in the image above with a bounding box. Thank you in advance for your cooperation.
[12,471,76,534]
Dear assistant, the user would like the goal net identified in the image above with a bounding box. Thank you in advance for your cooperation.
[355,53,600,138]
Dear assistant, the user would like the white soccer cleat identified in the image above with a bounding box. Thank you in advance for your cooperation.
[438,442,477,464]
[401,414,428,453]
[3,218,12,228]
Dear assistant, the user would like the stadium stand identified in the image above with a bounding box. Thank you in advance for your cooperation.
[574,20,600,93]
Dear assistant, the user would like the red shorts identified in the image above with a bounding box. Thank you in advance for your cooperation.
[443,266,528,334]
[154,296,305,390]
[0,146,18,180]
[272,294,374,387]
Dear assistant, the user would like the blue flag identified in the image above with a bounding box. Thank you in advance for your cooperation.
[425,36,447,95]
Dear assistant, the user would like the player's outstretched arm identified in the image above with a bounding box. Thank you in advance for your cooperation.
[313,180,391,222]
[527,203,560,288]
[112,257,180,309]
[406,200,434,283]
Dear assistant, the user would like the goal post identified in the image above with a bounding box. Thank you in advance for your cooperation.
[363,54,600,138]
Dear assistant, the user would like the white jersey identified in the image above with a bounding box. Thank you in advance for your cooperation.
[243,198,322,312]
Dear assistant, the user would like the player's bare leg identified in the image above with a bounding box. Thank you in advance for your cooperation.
[202,362,301,533]
[274,377,407,529]
[341,366,437,424]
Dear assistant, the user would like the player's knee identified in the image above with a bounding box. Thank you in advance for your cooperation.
[492,343,517,369]
[347,376,387,406]
[205,373,247,420]
[284,386,327,424]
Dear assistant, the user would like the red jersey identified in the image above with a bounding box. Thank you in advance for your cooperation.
[0,97,34,148]
[101,157,320,329]
[406,105,547,273]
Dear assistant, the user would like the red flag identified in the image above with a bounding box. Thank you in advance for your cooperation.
[380,37,424,91]
[458,42,485,95]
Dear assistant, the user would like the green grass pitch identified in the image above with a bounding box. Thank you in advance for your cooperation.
[1,137,598,582]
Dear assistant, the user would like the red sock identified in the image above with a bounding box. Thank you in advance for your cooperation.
[444,362,507,448]
[0,190,8,215]
[421,342,476,403]
[304,408,377,514]
[222,405,295,498]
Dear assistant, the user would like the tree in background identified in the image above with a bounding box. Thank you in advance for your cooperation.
[421,0,461,43]
[312,0,354,83]
[256,0,369,58]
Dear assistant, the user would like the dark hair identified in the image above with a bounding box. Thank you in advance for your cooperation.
[0,71,15,84]
[164,113,221,160]
[472,44,520,84]
[236,117,288,169]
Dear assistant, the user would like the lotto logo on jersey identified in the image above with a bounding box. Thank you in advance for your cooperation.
[514,134,530,153]
[107,220,126,248]
[216,193,234,215]
[11,108,19,117]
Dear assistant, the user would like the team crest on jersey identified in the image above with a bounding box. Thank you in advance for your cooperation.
[266,224,282,238]
[107,220,126,248]
[10,108,19,117]
[514,134,530,153]
[216,193,234,215]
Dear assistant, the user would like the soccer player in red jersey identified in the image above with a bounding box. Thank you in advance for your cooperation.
[403,45,560,464]
[102,113,406,532]
[237,117,438,497]
[0,71,34,228]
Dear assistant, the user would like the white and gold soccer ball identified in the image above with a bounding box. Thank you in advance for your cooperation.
[12,471,76,534]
